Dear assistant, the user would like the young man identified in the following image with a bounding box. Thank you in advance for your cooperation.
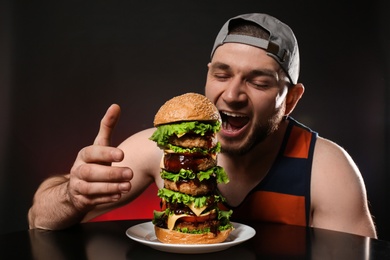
[28,13,377,238]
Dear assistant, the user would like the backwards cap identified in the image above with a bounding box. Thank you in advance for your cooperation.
[211,13,300,84]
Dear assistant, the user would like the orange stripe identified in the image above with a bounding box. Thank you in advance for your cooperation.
[284,125,312,158]
[228,191,306,226]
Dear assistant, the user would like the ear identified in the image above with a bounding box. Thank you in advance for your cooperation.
[285,83,305,116]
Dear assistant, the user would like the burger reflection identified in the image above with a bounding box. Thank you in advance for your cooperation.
[125,244,255,260]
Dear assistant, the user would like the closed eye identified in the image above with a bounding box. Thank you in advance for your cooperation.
[213,73,230,81]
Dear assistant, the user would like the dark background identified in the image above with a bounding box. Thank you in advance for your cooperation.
[1,0,389,240]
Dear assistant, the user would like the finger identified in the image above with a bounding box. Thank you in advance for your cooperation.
[78,145,124,164]
[72,192,125,209]
[75,181,131,196]
[93,104,121,146]
[74,164,133,182]
[69,184,131,210]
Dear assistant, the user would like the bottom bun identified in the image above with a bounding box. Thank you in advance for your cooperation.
[154,225,233,244]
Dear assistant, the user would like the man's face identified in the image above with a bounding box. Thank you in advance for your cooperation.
[205,43,289,155]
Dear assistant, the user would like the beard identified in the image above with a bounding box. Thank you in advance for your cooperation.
[221,105,286,156]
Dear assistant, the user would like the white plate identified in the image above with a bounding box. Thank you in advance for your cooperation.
[125,221,255,254]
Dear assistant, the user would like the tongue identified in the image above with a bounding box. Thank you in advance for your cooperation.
[225,116,249,130]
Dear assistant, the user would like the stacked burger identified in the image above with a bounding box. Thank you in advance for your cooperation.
[150,93,233,244]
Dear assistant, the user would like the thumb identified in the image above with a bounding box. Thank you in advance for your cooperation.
[93,104,121,146]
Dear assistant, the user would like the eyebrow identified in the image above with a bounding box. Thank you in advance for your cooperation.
[248,69,279,80]
[209,62,231,71]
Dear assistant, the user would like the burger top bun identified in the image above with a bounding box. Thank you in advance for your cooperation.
[153,93,221,126]
[154,226,232,244]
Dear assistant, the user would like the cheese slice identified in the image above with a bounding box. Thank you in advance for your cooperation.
[188,203,207,216]
[167,213,187,230]
[176,132,186,138]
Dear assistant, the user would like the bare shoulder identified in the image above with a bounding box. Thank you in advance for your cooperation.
[117,128,162,157]
[311,137,377,238]
[313,137,359,173]
[118,128,158,147]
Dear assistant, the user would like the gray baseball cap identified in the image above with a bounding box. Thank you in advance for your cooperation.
[211,13,300,84]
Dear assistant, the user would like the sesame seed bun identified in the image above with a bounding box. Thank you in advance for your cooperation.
[153,93,221,126]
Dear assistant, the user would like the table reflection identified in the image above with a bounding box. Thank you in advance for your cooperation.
[19,220,389,259]
[310,227,371,259]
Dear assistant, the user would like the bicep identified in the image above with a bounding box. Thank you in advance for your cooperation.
[310,138,376,238]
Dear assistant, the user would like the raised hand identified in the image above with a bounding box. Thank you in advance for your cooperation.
[68,104,133,212]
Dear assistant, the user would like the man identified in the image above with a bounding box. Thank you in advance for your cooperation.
[28,13,377,238]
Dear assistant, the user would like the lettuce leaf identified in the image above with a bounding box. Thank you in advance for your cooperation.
[149,121,221,147]
[218,209,234,227]
[161,166,229,184]
[165,142,221,154]
[157,188,225,207]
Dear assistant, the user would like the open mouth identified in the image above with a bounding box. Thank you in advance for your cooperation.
[220,111,250,132]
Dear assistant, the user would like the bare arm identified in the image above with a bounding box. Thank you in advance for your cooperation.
[310,137,377,238]
[28,104,134,230]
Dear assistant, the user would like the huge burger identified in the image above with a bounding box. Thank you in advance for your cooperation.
[150,92,233,244]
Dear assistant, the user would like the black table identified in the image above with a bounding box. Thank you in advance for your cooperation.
[2,219,390,259]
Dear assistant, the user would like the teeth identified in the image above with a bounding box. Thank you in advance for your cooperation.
[222,120,228,129]
[222,111,245,117]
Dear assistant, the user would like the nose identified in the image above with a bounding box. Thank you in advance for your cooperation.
[221,78,247,107]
